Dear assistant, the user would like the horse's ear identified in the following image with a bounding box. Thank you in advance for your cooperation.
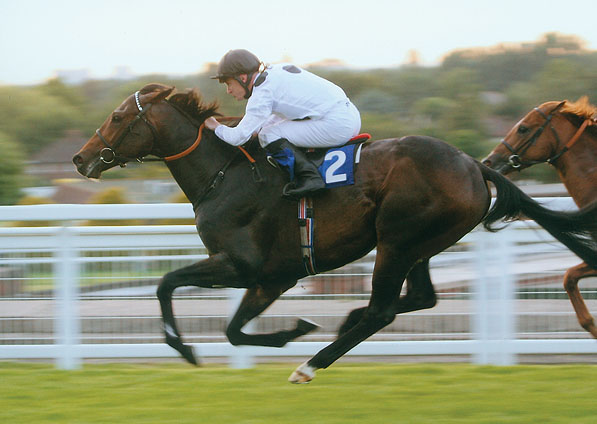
[139,84,175,104]
[551,100,566,113]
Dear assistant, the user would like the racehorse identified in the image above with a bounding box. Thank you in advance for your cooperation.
[482,96,597,339]
[73,84,597,383]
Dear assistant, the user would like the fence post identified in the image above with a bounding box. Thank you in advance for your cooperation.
[473,226,516,365]
[227,288,255,368]
[54,225,81,370]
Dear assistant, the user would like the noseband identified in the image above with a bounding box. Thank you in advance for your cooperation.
[500,104,595,170]
[95,91,159,166]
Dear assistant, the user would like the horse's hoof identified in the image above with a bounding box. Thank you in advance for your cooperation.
[180,344,199,366]
[297,318,321,335]
[167,336,200,366]
[288,361,316,384]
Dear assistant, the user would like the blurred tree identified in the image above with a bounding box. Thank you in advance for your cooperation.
[412,97,455,123]
[0,86,80,155]
[0,131,25,205]
[360,113,411,140]
[531,59,591,102]
[495,82,536,118]
[445,129,491,159]
[354,89,400,114]
[438,94,486,135]
[38,78,86,109]
[89,187,129,204]
[437,68,481,99]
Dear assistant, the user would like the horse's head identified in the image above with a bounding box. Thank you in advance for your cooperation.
[482,101,567,174]
[73,83,174,178]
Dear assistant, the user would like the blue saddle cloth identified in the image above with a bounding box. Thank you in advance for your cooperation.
[270,141,367,188]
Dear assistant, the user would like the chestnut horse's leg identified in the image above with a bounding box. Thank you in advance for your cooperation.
[289,246,414,383]
[338,259,437,337]
[563,262,597,337]
[226,283,320,347]
[156,253,246,365]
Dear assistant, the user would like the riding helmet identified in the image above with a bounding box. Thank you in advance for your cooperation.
[211,49,261,82]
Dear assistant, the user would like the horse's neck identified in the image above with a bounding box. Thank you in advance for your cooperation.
[554,132,597,208]
[164,130,236,210]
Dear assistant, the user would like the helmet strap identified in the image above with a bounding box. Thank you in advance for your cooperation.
[235,72,257,99]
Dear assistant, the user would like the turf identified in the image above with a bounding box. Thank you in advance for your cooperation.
[1,362,595,423]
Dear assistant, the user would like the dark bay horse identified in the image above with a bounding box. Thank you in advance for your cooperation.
[482,96,597,338]
[73,84,597,383]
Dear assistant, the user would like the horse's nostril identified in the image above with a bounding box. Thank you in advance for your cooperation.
[72,155,83,166]
[481,159,491,166]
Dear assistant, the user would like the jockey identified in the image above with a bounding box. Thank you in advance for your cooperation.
[204,49,361,199]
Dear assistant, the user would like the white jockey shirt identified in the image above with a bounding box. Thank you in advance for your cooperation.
[215,64,351,146]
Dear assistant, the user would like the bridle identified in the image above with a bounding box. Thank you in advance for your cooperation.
[96,91,161,166]
[500,103,595,169]
[94,90,262,204]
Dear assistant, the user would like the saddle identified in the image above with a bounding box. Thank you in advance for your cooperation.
[303,133,371,167]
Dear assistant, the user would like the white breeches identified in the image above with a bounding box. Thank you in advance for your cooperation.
[258,101,361,148]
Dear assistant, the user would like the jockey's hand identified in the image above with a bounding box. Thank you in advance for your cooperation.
[204,117,221,131]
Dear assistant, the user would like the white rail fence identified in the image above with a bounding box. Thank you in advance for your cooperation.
[0,200,596,369]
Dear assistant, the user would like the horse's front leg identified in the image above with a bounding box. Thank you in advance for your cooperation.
[564,261,597,337]
[156,253,245,365]
[226,282,320,347]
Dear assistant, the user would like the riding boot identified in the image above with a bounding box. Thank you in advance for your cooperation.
[265,139,326,199]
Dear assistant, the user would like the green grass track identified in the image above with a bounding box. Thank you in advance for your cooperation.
[1,362,596,423]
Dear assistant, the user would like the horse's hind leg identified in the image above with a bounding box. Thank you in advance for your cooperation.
[289,246,413,383]
[564,262,597,337]
[226,283,320,347]
[338,259,437,337]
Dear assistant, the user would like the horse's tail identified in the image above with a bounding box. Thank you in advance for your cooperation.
[478,162,597,268]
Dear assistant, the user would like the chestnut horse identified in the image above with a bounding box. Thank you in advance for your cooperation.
[73,84,597,383]
[483,96,597,338]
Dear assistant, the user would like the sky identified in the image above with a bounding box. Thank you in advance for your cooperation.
[1,0,597,85]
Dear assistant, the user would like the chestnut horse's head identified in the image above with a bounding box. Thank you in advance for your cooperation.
[73,83,174,178]
[482,100,566,174]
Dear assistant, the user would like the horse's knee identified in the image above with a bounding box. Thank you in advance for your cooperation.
[225,325,244,346]
[363,309,395,328]
[423,292,437,309]
[563,272,578,293]
[156,281,168,300]
[156,271,177,300]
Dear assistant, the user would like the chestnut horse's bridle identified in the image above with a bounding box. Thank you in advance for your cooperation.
[500,103,595,169]
[95,91,161,166]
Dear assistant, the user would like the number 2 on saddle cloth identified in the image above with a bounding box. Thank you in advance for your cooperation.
[270,133,371,187]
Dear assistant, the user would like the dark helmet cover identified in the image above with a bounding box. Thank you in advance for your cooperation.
[211,49,261,82]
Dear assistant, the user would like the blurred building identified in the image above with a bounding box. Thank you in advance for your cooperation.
[26,130,88,182]
[24,130,181,204]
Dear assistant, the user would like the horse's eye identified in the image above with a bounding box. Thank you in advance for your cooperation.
[112,114,123,124]
[517,125,529,135]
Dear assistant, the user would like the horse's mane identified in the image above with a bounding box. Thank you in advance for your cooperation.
[561,96,597,137]
[562,96,597,120]
[166,88,220,123]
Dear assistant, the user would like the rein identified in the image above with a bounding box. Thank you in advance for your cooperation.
[96,90,263,205]
[501,105,596,169]
[95,91,258,167]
